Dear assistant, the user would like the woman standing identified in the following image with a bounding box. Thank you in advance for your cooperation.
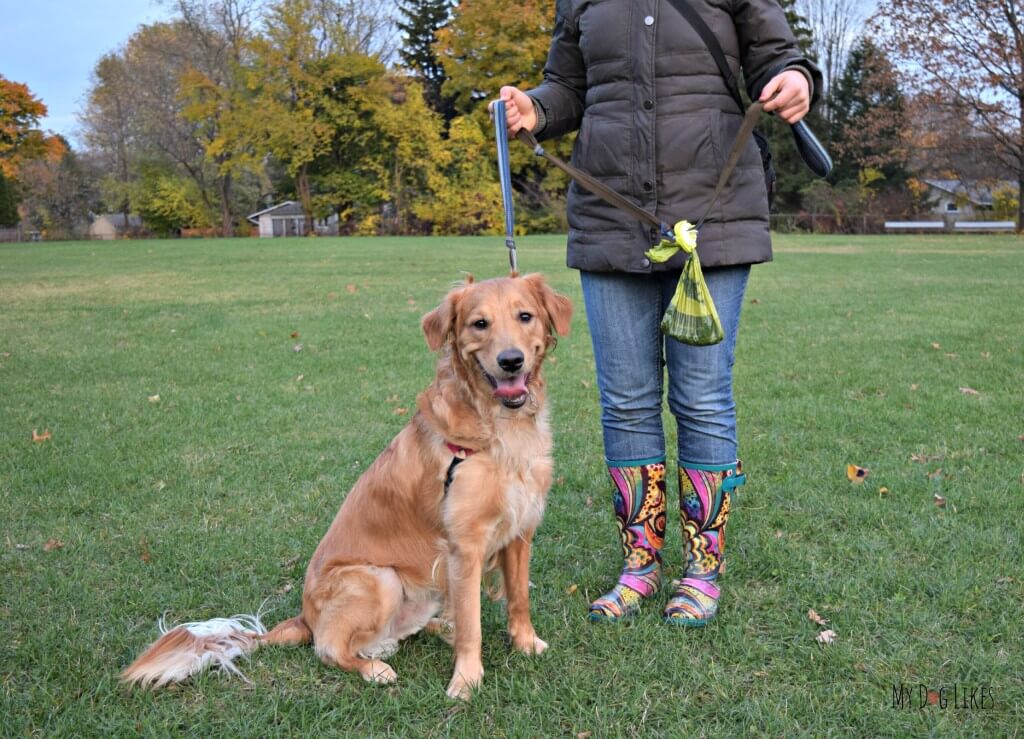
[495,0,821,625]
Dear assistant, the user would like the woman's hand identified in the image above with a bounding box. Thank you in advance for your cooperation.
[488,86,538,134]
[760,70,810,124]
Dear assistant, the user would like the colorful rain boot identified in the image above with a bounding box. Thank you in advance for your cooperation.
[664,462,745,627]
[588,461,667,623]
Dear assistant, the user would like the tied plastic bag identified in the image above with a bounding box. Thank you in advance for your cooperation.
[645,220,724,346]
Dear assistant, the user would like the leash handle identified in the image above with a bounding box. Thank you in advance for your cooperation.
[492,100,519,274]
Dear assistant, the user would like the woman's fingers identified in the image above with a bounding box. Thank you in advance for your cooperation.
[760,70,809,124]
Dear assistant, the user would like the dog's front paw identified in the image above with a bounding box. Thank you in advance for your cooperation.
[360,660,398,685]
[446,664,483,701]
[513,633,548,656]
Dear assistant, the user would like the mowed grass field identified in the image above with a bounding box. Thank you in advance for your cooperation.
[1,233,1022,737]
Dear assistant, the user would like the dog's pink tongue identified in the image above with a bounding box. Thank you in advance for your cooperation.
[494,375,529,399]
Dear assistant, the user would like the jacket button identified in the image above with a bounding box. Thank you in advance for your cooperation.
[641,258,651,267]
[644,15,654,26]
[642,181,653,191]
[643,100,653,110]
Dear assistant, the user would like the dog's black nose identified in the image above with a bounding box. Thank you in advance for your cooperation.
[497,349,525,373]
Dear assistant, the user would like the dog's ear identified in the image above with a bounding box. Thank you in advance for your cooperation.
[523,273,573,337]
[421,287,465,351]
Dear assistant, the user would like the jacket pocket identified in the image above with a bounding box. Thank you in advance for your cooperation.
[574,115,632,180]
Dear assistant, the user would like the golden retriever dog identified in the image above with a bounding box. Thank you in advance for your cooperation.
[121,273,572,700]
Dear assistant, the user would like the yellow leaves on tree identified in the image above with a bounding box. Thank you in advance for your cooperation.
[0,76,66,179]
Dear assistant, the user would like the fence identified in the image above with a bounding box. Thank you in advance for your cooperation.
[770,213,1020,235]
[0,225,40,243]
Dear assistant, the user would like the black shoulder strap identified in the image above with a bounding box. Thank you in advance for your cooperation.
[664,0,746,113]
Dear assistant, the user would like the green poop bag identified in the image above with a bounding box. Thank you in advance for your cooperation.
[645,220,724,346]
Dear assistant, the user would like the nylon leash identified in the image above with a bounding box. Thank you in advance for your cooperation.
[492,100,519,274]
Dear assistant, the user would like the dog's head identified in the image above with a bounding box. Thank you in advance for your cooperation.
[421,274,573,410]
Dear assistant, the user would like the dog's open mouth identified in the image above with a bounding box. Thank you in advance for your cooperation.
[477,359,531,409]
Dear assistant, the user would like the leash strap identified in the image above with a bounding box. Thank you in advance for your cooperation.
[516,101,764,236]
[492,100,519,273]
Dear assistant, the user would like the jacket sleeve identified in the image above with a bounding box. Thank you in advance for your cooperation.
[732,0,822,108]
[524,0,586,141]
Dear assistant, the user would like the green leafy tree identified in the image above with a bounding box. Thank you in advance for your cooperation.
[0,171,19,226]
[829,38,910,190]
[397,0,455,122]
[437,0,570,233]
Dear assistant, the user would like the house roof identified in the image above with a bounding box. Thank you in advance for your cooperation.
[923,179,1016,207]
[247,200,305,223]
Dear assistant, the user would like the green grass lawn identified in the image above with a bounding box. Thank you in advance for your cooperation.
[2,233,1022,736]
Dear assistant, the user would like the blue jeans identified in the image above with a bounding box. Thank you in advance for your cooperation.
[579,265,750,467]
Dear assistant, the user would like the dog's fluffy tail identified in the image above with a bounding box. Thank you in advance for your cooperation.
[121,613,312,689]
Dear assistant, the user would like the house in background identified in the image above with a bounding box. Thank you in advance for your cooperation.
[247,200,339,237]
[923,179,1017,217]
[88,213,143,240]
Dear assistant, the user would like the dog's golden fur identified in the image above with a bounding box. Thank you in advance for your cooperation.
[122,273,572,699]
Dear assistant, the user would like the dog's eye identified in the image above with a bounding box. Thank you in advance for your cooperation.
[518,312,533,323]
[472,319,489,330]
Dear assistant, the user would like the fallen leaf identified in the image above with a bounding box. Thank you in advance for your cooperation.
[276,582,293,595]
[566,584,578,595]
[43,538,64,552]
[1,351,11,358]
[750,298,760,304]
[296,375,304,382]
[581,380,591,388]
[945,353,959,359]
[407,298,416,306]
[930,342,941,350]
[32,429,52,443]
[816,629,837,644]
[910,383,919,391]
[927,690,940,705]
[577,733,592,739]
[393,407,408,416]
[959,386,980,396]
[775,530,784,538]
[996,576,1015,585]
[846,464,869,483]
[292,344,303,353]
[346,284,357,294]
[147,394,160,403]
[556,476,565,486]
[807,608,829,626]
[1018,434,1024,442]
[878,486,890,497]
[934,493,946,508]
[585,496,593,508]
[290,331,300,339]
[981,352,991,359]
[910,453,942,463]
[752,670,769,678]
[139,536,151,564]
[927,468,944,481]
[386,394,400,403]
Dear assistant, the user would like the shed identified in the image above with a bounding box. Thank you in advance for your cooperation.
[88,213,143,240]
[247,201,340,237]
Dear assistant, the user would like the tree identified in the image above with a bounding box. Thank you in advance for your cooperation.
[396,0,455,122]
[17,145,101,239]
[437,0,571,232]
[0,77,65,181]
[796,0,866,120]
[0,171,19,226]
[80,55,137,226]
[873,0,1024,229]
[829,38,910,190]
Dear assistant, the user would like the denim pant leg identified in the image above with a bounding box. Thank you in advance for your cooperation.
[579,270,668,466]
[664,264,750,466]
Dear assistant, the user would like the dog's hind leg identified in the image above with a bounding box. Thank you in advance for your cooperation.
[310,565,404,684]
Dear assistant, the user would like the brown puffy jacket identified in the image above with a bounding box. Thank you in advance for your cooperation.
[528,0,821,272]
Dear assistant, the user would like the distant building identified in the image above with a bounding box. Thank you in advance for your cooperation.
[88,213,143,240]
[923,179,1017,217]
[247,201,339,237]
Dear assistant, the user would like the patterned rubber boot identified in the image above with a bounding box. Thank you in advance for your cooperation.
[588,462,667,623]
[664,462,745,627]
